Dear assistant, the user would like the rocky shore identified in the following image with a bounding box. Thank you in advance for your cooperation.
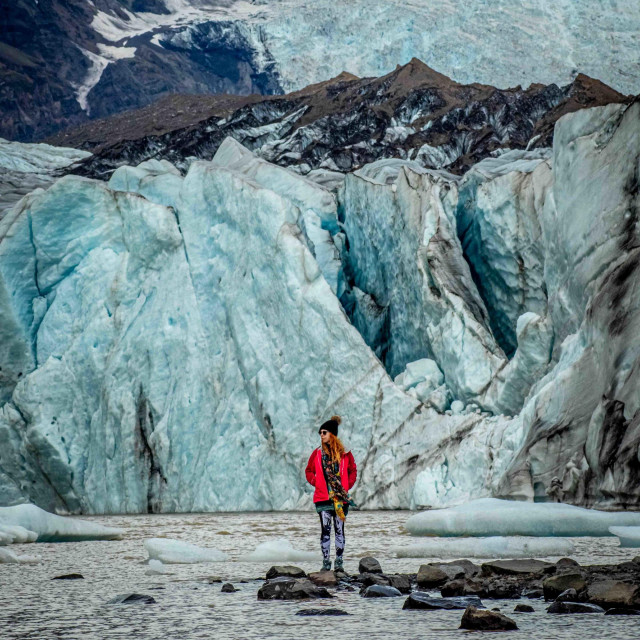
[253,556,640,630]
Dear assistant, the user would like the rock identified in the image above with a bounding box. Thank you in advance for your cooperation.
[586,581,640,609]
[441,578,485,597]
[556,558,580,570]
[547,601,605,614]
[205,576,223,584]
[523,588,543,599]
[362,585,403,598]
[543,572,586,600]
[108,594,156,605]
[358,572,391,588]
[514,604,534,612]
[359,557,382,574]
[460,606,518,631]
[52,573,84,580]
[266,566,306,580]
[484,577,523,599]
[604,608,640,615]
[308,571,338,587]
[403,593,483,610]
[554,588,578,603]
[436,560,480,578]
[417,564,449,588]
[481,559,555,577]
[632,557,640,565]
[257,577,332,600]
[221,583,238,593]
[296,608,350,616]
[387,574,412,593]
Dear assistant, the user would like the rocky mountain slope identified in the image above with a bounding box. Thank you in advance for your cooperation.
[51,60,629,180]
[2,0,639,142]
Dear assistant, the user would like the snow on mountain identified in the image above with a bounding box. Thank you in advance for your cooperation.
[1,97,638,513]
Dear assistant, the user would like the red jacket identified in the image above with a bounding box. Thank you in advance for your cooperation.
[305,448,357,503]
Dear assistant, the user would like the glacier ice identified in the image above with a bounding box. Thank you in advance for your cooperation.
[395,536,575,559]
[406,499,640,537]
[241,539,318,563]
[0,504,122,542]
[146,558,169,575]
[608,526,640,548]
[0,548,40,564]
[144,538,228,564]
[1,96,639,514]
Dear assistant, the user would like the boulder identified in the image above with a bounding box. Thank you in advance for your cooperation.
[221,583,238,593]
[523,588,543,599]
[604,608,640,615]
[542,572,586,600]
[308,571,338,587]
[257,577,332,600]
[441,578,485,597]
[481,559,555,577]
[586,581,640,609]
[266,566,306,580]
[108,594,156,605]
[460,606,518,631]
[387,574,412,593]
[403,593,483,610]
[417,564,448,588]
[358,572,391,587]
[484,577,523,599]
[556,558,580,570]
[514,604,534,612]
[362,585,402,598]
[52,574,84,580]
[296,608,350,616]
[554,588,578,603]
[359,557,382,574]
[547,601,604,614]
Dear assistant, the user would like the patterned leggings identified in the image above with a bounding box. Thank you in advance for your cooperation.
[319,511,345,560]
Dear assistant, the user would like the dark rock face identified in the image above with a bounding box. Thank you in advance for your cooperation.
[387,575,412,594]
[296,608,350,616]
[257,577,332,600]
[460,606,518,631]
[514,604,534,613]
[604,608,640,615]
[265,566,306,580]
[403,593,483,610]
[108,593,156,604]
[51,573,84,580]
[362,585,402,598]
[0,1,282,142]
[547,601,605,614]
[53,61,629,181]
[358,557,382,574]
[555,588,579,603]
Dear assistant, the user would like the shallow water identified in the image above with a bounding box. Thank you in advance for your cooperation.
[1,511,639,639]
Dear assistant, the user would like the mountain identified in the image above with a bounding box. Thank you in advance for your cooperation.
[49,60,629,180]
[2,0,639,142]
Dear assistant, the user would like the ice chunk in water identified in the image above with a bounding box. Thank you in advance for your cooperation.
[0,504,123,543]
[144,538,228,564]
[0,547,40,563]
[0,524,38,545]
[608,526,640,548]
[406,498,640,537]
[242,538,318,562]
[395,536,575,559]
[145,558,169,575]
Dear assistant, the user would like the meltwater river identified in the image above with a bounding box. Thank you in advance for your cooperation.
[1,511,638,639]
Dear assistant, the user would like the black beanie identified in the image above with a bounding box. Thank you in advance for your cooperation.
[319,415,341,436]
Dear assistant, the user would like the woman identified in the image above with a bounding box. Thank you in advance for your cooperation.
[305,415,357,571]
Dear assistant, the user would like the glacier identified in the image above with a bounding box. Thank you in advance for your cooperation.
[0,96,639,514]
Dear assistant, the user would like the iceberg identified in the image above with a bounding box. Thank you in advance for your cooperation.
[144,538,228,564]
[0,504,123,543]
[608,526,640,548]
[406,498,640,537]
[395,536,575,559]
[242,539,318,563]
[0,547,40,564]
